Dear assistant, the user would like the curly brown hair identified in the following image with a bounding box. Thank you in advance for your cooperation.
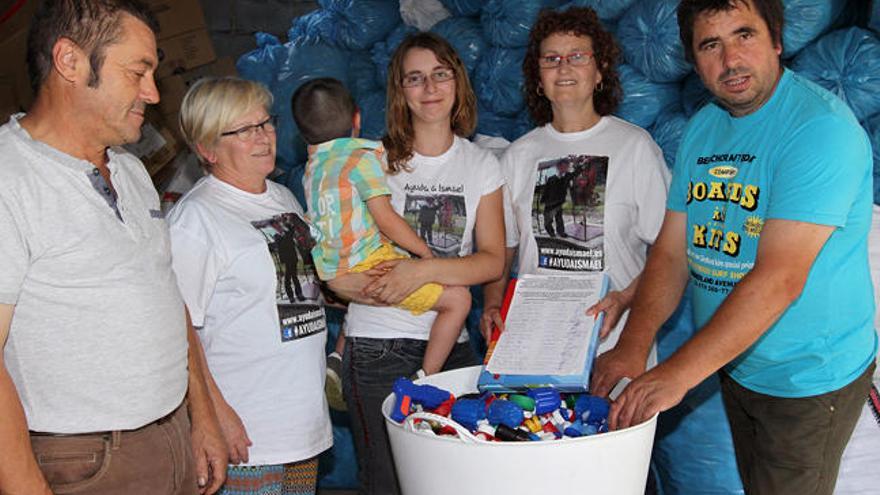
[382,32,477,173]
[523,7,623,126]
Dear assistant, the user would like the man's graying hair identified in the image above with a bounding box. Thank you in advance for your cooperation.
[27,0,159,93]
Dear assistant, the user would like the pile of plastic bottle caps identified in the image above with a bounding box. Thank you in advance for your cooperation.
[390,377,611,442]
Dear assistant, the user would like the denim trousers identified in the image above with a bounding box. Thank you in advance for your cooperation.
[720,362,875,495]
[29,401,198,494]
[342,337,478,495]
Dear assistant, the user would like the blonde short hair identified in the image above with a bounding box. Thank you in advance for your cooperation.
[178,76,273,163]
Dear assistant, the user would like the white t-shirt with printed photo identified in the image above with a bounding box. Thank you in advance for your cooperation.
[168,175,332,466]
[345,135,505,340]
[501,116,670,353]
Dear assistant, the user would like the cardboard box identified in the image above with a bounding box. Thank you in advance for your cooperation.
[0,0,205,41]
[156,28,217,79]
[0,0,38,40]
[156,57,237,118]
[163,111,182,142]
[123,109,182,177]
[143,0,207,40]
[0,1,212,98]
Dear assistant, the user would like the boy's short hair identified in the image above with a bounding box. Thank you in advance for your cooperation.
[291,78,357,145]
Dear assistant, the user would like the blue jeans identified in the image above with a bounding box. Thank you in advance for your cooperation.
[342,337,478,495]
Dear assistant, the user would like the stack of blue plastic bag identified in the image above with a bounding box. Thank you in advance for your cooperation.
[235,33,284,90]
[431,17,488,78]
[355,91,387,141]
[371,23,418,88]
[481,0,554,48]
[561,0,636,23]
[286,9,337,47]
[476,104,534,142]
[236,1,407,176]
[317,0,402,50]
[781,0,848,58]
[679,72,713,118]
[475,47,527,117]
[651,108,688,172]
[348,51,381,101]
[616,64,679,129]
[616,0,690,83]
[439,0,482,18]
[792,27,880,123]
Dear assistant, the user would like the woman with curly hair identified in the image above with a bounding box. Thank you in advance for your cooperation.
[335,32,506,495]
[482,7,671,358]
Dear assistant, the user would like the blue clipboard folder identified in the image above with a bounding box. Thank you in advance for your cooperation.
[477,273,609,393]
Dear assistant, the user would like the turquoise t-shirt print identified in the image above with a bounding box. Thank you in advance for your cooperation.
[685,152,761,261]
[678,148,766,322]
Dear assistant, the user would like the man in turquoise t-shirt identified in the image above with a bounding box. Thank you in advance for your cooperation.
[592,1,876,493]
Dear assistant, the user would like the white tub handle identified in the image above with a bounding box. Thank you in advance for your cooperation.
[402,412,485,444]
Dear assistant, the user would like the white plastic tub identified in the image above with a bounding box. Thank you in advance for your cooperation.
[382,366,657,495]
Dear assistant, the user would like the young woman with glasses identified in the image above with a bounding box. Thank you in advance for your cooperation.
[332,32,506,495]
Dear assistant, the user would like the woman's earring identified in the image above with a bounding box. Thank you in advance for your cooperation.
[595,81,605,92]
[536,85,544,96]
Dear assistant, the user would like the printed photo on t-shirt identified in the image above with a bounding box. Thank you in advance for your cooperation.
[403,194,466,258]
[531,154,608,271]
[252,213,326,342]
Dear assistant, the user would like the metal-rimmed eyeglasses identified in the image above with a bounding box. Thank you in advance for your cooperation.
[220,115,277,141]
[538,51,595,69]
[401,68,455,88]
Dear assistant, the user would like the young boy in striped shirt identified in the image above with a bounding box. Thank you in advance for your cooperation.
[293,78,471,397]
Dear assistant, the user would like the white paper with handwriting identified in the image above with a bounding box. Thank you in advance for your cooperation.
[486,273,604,376]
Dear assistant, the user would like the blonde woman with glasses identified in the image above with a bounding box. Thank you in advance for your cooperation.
[167,77,332,495]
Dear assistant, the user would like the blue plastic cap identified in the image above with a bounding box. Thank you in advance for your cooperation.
[451,399,487,431]
[487,400,524,429]
[564,426,584,438]
[575,395,611,424]
[527,388,562,415]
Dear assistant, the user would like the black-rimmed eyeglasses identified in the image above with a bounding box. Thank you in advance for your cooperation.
[220,115,277,141]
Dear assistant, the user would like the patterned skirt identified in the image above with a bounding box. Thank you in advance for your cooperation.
[219,457,319,495]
